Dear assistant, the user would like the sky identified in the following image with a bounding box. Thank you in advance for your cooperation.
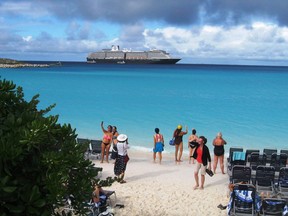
[1,0,288,65]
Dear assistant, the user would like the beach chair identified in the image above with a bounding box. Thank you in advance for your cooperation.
[87,197,114,216]
[250,152,267,171]
[280,149,288,155]
[270,153,288,172]
[277,167,288,200]
[270,153,279,171]
[245,149,260,163]
[77,138,91,159]
[260,198,287,216]
[231,165,252,184]
[103,190,117,206]
[227,147,244,164]
[279,153,288,169]
[90,140,102,159]
[229,184,256,216]
[263,149,277,164]
[280,149,288,164]
[227,152,246,177]
[255,166,276,194]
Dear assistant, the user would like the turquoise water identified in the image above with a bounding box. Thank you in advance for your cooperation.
[1,63,288,154]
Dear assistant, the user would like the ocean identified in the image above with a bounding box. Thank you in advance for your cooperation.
[1,62,288,155]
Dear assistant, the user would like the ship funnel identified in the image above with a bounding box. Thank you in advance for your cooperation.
[111,45,120,51]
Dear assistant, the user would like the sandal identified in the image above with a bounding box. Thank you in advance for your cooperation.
[217,204,227,210]
[115,204,125,208]
[120,180,126,184]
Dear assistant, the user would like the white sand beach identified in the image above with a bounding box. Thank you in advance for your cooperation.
[95,150,230,216]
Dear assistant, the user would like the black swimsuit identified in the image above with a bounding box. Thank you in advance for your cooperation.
[214,145,224,156]
[189,141,198,149]
[174,135,183,145]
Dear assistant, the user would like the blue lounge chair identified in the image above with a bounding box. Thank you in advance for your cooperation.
[228,184,257,215]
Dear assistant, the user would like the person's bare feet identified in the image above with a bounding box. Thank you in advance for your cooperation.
[193,185,199,190]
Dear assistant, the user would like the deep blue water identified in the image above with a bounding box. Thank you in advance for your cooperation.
[1,62,288,154]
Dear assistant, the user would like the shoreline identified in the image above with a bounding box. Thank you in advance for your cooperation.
[95,149,229,216]
[0,63,50,68]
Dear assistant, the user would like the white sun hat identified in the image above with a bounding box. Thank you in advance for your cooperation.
[117,134,128,142]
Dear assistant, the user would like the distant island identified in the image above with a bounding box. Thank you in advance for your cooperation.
[0,58,56,68]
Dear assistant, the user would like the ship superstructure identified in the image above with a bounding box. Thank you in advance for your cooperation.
[87,45,180,64]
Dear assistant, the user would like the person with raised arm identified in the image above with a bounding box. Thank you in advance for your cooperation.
[100,121,113,163]
[173,125,188,162]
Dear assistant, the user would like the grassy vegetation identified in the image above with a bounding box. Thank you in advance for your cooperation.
[0,58,23,64]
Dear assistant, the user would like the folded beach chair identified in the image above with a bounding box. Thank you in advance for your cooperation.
[263,149,277,164]
[277,167,288,200]
[228,184,257,216]
[255,166,276,194]
[231,165,252,184]
[260,198,287,216]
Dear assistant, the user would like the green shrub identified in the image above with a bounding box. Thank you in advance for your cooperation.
[0,79,113,215]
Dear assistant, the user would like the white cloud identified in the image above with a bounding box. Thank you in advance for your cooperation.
[0,2,49,18]
[22,36,32,42]
[143,22,288,61]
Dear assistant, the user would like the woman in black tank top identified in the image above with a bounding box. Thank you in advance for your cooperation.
[212,132,227,174]
[173,125,188,162]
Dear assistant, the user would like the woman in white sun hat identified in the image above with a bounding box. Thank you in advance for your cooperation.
[114,134,129,184]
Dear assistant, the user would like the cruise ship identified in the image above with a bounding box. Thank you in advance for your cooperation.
[87,45,181,64]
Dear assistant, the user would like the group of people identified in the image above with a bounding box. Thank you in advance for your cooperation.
[153,125,227,189]
[100,121,227,189]
[100,121,129,184]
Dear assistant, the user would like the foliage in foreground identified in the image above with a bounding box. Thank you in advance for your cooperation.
[0,79,114,215]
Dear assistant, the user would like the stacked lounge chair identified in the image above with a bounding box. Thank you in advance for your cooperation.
[227,147,288,215]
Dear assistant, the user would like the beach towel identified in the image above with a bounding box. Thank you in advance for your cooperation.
[227,190,260,215]
[232,151,246,161]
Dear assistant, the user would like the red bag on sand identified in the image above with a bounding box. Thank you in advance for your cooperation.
[124,155,129,163]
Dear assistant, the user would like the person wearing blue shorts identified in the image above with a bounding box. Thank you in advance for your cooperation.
[153,128,164,164]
